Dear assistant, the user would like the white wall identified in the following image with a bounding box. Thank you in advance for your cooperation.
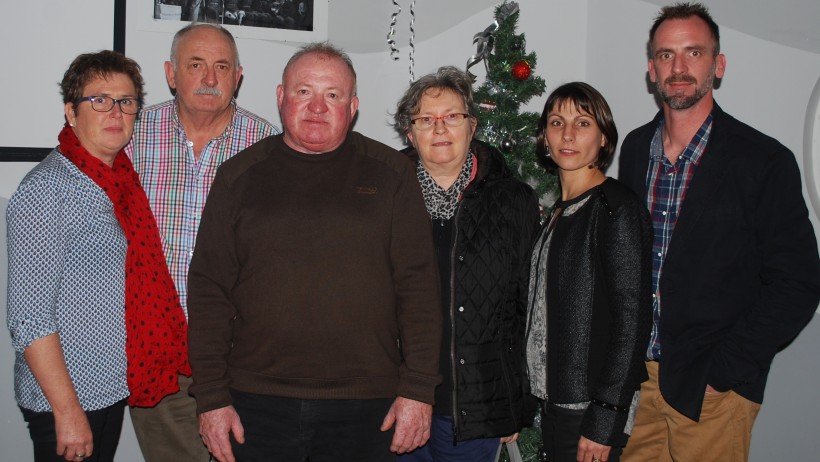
[350,0,587,148]
[0,0,115,147]
[1,1,818,461]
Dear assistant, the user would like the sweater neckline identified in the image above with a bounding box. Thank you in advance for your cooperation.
[278,134,349,160]
[555,177,611,209]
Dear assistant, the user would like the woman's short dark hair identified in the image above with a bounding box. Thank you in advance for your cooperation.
[394,66,475,135]
[535,82,617,173]
[60,50,145,108]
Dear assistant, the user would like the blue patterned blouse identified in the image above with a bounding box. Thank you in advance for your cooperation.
[6,150,129,412]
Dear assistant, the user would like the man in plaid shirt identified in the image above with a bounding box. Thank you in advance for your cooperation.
[125,23,278,461]
[619,3,820,462]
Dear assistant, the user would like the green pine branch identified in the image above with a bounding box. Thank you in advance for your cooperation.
[472,7,558,205]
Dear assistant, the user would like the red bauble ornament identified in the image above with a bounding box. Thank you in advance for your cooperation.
[511,60,532,80]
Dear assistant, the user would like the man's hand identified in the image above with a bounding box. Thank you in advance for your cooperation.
[380,396,432,454]
[198,405,244,462]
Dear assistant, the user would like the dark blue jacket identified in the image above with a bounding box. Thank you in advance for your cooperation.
[618,104,820,421]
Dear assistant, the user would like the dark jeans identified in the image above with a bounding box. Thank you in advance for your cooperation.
[541,404,622,462]
[398,414,500,462]
[230,389,394,462]
[21,399,126,462]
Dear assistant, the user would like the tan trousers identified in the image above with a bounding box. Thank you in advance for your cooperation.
[129,375,211,462]
[622,361,760,462]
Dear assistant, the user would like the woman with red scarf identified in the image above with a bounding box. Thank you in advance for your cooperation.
[7,50,190,462]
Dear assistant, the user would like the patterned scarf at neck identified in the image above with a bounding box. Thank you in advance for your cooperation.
[58,123,191,407]
[417,151,475,220]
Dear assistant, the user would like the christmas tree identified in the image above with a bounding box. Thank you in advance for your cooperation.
[470,2,557,206]
[470,6,548,460]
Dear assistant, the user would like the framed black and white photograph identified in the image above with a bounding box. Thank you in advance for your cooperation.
[0,147,50,163]
[155,0,314,31]
[134,0,327,42]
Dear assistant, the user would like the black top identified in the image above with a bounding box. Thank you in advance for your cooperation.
[540,178,654,446]
[432,217,455,415]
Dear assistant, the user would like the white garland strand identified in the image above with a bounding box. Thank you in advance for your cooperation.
[408,0,416,82]
[387,0,401,61]
[386,1,417,82]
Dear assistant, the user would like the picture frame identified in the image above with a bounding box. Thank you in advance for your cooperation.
[127,0,328,45]
[0,147,51,163]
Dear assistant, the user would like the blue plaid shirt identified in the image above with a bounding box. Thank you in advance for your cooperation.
[644,113,713,360]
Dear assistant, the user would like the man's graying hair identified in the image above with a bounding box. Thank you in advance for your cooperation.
[282,42,357,95]
[393,66,475,135]
[649,2,720,56]
[170,23,240,69]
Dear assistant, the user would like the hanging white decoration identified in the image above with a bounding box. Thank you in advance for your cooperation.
[387,0,401,61]
[386,1,417,83]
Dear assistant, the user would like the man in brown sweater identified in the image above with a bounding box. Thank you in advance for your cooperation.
[187,42,442,462]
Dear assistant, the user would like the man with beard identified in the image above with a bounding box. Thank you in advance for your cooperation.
[618,3,820,461]
[125,23,278,461]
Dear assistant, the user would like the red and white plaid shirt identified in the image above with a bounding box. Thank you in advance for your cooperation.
[126,99,278,317]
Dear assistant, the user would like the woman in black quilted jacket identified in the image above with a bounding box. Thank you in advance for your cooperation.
[525,82,653,462]
[393,66,540,462]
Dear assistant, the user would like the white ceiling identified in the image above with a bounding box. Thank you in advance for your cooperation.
[642,0,820,55]
[327,0,820,56]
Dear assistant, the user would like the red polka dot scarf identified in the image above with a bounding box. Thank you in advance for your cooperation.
[59,123,192,407]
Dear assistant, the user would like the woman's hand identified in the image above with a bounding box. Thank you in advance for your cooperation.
[54,405,93,460]
[500,432,519,443]
[576,436,611,462]
[23,334,94,460]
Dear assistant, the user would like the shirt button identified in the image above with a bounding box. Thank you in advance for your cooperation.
[657,252,662,257]
[458,306,464,312]
[459,358,465,365]
[186,140,194,147]
[662,211,667,216]
[458,255,464,262]
[461,410,467,416]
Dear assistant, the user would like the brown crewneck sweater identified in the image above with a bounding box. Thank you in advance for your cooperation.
[188,132,442,413]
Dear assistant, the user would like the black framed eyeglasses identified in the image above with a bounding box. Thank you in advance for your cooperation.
[410,113,471,130]
[75,95,140,115]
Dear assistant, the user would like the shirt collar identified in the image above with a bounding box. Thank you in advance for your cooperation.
[650,111,714,166]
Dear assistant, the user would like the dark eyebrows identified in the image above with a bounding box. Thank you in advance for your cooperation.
[654,44,710,57]
[654,47,673,57]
